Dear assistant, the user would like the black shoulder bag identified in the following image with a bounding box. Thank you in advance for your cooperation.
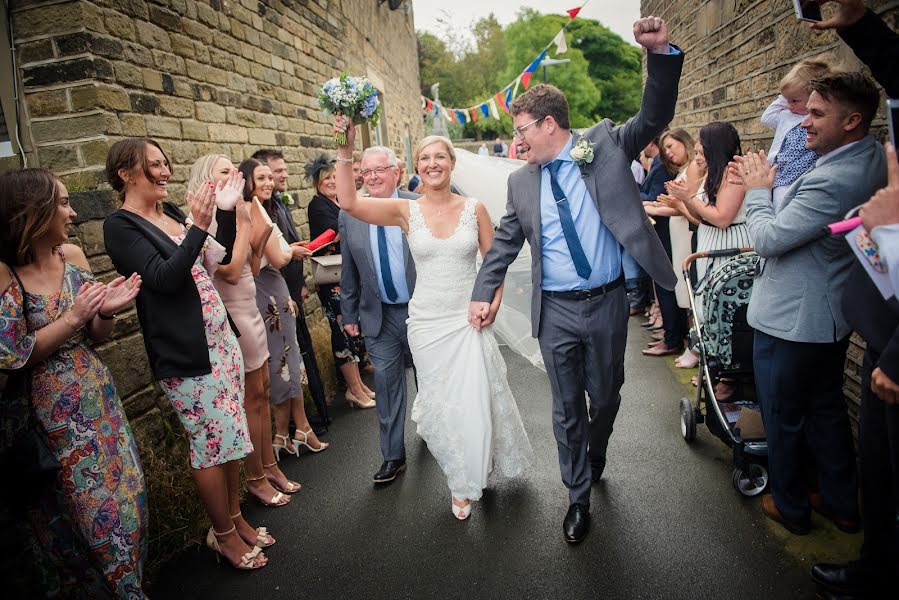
[0,268,61,511]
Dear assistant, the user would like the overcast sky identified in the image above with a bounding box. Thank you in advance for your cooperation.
[411,0,643,47]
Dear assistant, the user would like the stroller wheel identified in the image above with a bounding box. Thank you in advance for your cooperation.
[679,397,697,442]
[732,464,768,497]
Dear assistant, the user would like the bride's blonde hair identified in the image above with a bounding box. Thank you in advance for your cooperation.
[413,135,456,166]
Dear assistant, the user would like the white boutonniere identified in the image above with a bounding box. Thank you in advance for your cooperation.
[280,192,295,207]
[570,139,595,166]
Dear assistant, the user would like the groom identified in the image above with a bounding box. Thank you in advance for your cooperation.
[469,16,682,543]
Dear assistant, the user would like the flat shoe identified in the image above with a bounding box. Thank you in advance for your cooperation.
[642,345,681,357]
[761,494,810,535]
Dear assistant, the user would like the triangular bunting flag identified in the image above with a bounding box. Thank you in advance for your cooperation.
[488,98,500,119]
[495,90,508,114]
[480,104,490,119]
[553,30,568,54]
[504,85,514,111]
[511,75,521,102]
[566,7,581,20]
[470,108,478,122]
[521,50,547,90]
[456,110,467,124]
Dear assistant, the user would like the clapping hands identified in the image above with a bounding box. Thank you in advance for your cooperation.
[213,169,245,211]
[101,273,142,315]
[187,181,215,231]
[731,151,777,190]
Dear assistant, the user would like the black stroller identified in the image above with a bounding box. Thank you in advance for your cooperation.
[679,248,769,497]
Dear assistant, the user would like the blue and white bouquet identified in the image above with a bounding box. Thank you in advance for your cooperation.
[319,73,381,145]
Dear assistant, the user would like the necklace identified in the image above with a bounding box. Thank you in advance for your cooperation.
[123,204,168,229]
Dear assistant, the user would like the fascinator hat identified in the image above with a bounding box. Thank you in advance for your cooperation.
[304,153,337,191]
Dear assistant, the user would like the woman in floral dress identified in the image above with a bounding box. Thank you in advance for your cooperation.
[103,138,268,570]
[0,168,147,597]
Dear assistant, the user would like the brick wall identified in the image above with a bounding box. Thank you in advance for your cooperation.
[7,0,424,444]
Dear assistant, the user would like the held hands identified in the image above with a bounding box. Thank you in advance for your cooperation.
[101,273,142,315]
[334,114,356,148]
[633,16,670,54]
[735,151,777,190]
[214,169,245,211]
[860,143,899,232]
[71,282,107,327]
[343,323,360,337]
[187,181,215,231]
[467,301,494,331]
[809,0,866,31]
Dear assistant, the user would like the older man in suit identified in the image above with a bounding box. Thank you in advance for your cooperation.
[736,71,886,537]
[469,16,682,543]
[339,146,419,484]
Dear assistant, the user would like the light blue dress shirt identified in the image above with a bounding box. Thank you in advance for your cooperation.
[369,190,410,303]
[540,135,623,291]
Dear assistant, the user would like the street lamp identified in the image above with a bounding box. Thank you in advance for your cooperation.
[541,57,571,83]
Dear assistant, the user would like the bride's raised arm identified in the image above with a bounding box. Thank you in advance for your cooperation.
[334,114,410,230]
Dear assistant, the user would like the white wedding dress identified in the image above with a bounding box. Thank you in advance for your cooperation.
[406,197,533,502]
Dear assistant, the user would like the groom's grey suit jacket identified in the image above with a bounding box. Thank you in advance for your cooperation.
[472,51,683,337]
[338,189,419,338]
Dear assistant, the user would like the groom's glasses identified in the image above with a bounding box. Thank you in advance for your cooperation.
[513,117,545,139]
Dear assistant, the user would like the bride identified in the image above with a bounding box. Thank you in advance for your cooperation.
[333,115,533,520]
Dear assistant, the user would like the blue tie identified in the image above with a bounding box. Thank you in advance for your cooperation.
[377,226,398,302]
[546,160,593,280]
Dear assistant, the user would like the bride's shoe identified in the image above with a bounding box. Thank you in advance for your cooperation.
[292,428,330,453]
[346,391,376,409]
[451,497,471,521]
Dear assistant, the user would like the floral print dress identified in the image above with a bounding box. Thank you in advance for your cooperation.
[0,258,148,599]
[159,233,252,469]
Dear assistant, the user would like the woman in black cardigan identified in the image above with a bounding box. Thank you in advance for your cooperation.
[306,154,375,408]
[103,138,270,571]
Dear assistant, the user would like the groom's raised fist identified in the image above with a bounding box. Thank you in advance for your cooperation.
[633,16,670,54]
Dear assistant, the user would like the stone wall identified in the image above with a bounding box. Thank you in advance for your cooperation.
[639,0,898,149]
[7,0,424,444]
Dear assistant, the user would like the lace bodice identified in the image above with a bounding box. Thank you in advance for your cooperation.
[406,197,480,313]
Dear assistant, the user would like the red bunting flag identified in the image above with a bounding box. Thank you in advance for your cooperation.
[566,7,581,19]
[495,90,509,113]
[470,108,478,122]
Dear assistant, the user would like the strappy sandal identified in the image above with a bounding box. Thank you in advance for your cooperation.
[272,433,298,460]
[263,461,301,494]
[245,473,290,507]
[205,525,266,570]
[231,512,275,548]
[293,428,330,453]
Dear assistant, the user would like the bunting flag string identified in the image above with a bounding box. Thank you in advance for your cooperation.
[420,0,590,123]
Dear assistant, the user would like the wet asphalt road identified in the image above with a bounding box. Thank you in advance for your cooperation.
[152,318,815,599]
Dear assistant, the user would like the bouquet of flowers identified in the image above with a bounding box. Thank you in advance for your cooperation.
[319,73,381,145]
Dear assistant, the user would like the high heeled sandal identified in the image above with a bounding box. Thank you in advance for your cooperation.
[231,511,275,548]
[245,474,290,507]
[292,428,330,453]
[263,461,301,493]
[272,433,298,460]
[451,497,471,521]
[205,525,266,570]
[345,390,376,409]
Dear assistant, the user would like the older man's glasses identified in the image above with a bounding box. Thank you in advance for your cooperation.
[513,117,545,139]
[361,166,396,179]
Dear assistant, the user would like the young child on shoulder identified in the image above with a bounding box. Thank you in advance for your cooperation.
[761,55,834,211]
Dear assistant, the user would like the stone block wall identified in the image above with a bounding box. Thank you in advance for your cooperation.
[7,0,424,443]
[639,0,899,149]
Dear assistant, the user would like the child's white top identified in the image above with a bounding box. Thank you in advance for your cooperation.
[762,94,805,160]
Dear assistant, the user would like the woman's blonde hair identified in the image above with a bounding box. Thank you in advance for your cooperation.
[188,153,230,194]
[780,54,835,92]
[413,135,456,165]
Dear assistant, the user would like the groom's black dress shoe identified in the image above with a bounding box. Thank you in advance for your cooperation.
[563,503,590,543]
[811,561,883,596]
[373,460,406,484]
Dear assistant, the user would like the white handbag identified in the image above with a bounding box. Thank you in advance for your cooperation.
[310,254,342,286]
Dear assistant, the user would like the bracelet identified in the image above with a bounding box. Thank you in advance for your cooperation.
[97,311,116,321]
[62,312,80,329]
[335,156,354,164]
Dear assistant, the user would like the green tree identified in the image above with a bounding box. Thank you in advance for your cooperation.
[500,10,600,129]
[568,20,643,123]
